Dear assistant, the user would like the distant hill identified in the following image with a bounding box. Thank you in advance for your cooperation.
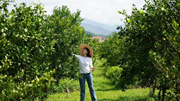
[81,18,119,35]
[85,30,108,38]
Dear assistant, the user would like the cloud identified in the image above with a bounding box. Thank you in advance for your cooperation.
[11,0,146,26]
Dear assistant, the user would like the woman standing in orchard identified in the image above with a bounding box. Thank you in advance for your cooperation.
[70,44,97,101]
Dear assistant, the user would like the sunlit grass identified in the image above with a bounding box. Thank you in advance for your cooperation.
[46,59,156,101]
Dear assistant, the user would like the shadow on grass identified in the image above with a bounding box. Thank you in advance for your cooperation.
[95,76,123,92]
[94,74,123,92]
[98,96,154,101]
[98,98,119,101]
[96,85,122,92]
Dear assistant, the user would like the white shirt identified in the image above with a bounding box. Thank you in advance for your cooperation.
[73,54,93,74]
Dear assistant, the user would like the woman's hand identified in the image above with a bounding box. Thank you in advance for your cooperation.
[91,67,95,71]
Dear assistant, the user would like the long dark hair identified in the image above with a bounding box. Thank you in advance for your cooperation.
[84,47,91,58]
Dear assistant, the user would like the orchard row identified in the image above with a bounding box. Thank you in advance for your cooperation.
[99,0,180,100]
[0,1,98,100]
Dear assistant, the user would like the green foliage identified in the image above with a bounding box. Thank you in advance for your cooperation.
[99,32,126,66]
[46,58,156,101]
[46,5,85,80]
[58,78,79,93]
[105,66,123,84]
[47,78,79,94]
[0,0,97,100]
[99,0,180,100]
[0,1,54,100]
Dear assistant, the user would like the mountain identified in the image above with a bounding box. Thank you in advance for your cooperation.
[81,18,119,35]
[85,30,107,38]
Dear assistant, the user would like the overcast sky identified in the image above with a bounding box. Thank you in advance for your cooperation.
[10,0,146,26]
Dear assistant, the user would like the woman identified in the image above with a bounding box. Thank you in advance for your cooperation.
[70,44,97,101]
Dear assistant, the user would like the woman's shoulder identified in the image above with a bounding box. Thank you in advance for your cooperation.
[85,56,92,59]
[88,57,92,59]
[79,55,92,59]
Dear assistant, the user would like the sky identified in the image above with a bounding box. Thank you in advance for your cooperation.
[9,0,146,26]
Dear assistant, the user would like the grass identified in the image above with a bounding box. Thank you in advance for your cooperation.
[45,59,156,101]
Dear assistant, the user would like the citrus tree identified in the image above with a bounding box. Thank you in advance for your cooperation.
[0,0,97,100]
[0,1,56,100]
[99,0,180,100]
[47,6,99,80]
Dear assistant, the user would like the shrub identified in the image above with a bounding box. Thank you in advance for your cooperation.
[58,78,79,93]
[105,66,123,84]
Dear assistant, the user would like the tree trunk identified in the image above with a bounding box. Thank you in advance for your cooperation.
[162,87,166,101]
[51,81,53,93]
[32,90,35,101]
[152,87,156,97]
[158,88,161,101]
[67,88,69,98]
[152,79,157,97]
[41,96,44,101]
[175,84,180,101]
[45,84,48,95]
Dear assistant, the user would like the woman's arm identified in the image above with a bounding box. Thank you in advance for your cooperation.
[90,58,95,71]
[69,44,79,59]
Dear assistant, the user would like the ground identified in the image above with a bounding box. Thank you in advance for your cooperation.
[46,59,155,101]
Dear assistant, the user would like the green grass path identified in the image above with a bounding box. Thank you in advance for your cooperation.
[46,59,154,101]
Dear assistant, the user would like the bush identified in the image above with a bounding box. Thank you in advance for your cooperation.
[105,66,140,89]
[47,78,79,93]
[58,78,79,93]
[105,66,123,84]
[0,1,91,100]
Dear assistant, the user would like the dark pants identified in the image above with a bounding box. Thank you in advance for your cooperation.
[79,72,97,101]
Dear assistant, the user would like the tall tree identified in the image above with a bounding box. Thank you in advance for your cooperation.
[99,0,180,100]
